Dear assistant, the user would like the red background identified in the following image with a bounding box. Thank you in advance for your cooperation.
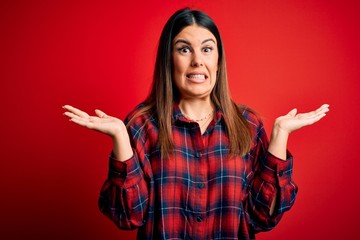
[1,0,359,239]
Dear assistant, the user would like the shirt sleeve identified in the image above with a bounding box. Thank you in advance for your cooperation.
[244,116,298,233]
[98,115,151,230]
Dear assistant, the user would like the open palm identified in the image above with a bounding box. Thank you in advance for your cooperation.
[275,104,329,134]
[63,105,126,137]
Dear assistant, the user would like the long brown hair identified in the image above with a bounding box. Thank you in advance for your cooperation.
[127,8,253,157]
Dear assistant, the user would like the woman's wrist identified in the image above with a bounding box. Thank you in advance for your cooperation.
[112,126,133,162]
[268,125,289,161]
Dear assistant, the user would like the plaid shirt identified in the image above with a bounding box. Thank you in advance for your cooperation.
[98,103,298,240]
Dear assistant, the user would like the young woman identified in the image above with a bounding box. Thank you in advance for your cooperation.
[63,8,329,240]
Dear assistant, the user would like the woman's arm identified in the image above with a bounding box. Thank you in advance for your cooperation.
[63,105,150,229]
[267,104,329,215]
[244,104,329,231]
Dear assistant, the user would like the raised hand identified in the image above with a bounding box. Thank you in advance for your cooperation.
[63,105,133,161]
[63,105,126,137]
[268,104,330,160]
[274,104,330,135]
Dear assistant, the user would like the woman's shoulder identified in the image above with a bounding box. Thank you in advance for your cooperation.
[238,104,264,129]
[237,104,267,145]
[239,104,262,125]
[125,103,157,130]
[124,103,159,146]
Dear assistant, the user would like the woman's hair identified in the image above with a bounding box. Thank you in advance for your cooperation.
[127,8,253,157]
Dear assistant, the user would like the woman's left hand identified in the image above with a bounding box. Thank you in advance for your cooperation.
[268,104,330,160]
[274,104,330,135]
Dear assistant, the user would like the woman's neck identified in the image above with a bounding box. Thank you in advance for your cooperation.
[178,98,215,121]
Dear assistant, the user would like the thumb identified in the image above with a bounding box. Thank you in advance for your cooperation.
[95,109,108,118]
[287,108,297,117]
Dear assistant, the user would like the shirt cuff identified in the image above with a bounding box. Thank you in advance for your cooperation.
[259,150,294,187]
[108,151,142,188]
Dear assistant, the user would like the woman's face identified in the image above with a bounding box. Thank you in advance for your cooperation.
[172,25,219,100]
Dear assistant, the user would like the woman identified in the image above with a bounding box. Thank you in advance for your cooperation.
[63,8,329,240]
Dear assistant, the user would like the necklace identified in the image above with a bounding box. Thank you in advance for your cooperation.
[200,112,213,129]
[182,109,214,122]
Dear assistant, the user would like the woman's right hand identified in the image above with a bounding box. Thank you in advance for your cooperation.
[63,105,133,161]
[63,105,125,137]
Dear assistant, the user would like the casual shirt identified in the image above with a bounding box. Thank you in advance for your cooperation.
[98,103,298,240]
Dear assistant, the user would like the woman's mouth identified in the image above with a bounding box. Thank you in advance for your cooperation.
[186,74,207,83]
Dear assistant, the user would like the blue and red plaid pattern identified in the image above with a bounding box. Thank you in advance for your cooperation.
[98,103,298,239]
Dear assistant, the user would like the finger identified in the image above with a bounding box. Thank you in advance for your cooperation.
[63,111,82,120]
[298,110,324,120]
[62,105,89,118]
[320,103,330,109]
[306,112,327,126]
[287,108,297,117]
[308,106,329,119]
[316,104,330,114]
[302,106,328,124]
[297,104,329,119]
[95,109,108,118]
[69,117,95,129]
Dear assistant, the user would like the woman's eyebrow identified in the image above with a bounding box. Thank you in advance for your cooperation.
[173,38,216,45]
[202,38,216,44]
[174,39,190,45]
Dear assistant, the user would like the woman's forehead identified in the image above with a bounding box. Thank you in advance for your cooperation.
[173,25,217,44]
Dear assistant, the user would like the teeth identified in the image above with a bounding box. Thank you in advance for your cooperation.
[188,74,205,79]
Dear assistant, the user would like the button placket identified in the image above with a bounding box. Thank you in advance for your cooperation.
[191,127,207,239]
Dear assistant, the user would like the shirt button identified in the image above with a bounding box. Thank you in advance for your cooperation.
[196,216,203,222]
[197,183,205,188]
[278,170,284,177]
[195,152,200,158]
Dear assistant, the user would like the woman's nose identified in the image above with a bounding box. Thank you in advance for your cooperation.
[191,51,203,67]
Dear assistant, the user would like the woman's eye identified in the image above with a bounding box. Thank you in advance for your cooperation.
[177,47,190,53]
[203,47,213,53]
